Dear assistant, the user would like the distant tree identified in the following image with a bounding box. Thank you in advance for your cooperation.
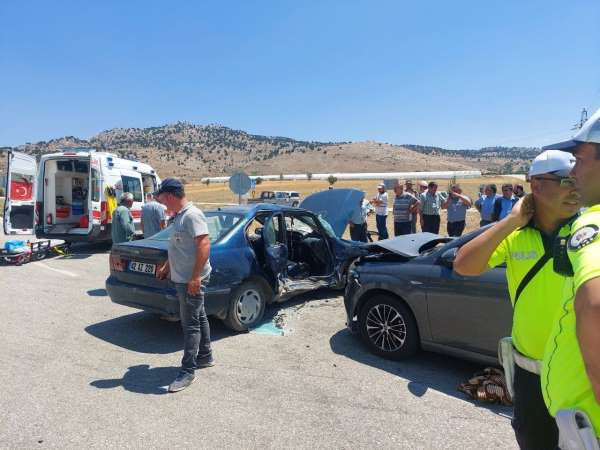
[306,172,313,181]
[327,175,338,186]
[255,177,263,185]
[203,179,210,186]
[279,173,284,181]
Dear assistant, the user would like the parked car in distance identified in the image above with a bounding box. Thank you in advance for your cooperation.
[106,189,367,331]
[344,227,512,366]
[248,191,301,207]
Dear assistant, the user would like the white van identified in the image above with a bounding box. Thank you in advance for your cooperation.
[3,148,161,243]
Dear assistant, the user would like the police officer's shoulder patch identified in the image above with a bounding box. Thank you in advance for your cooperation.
[568,224,599,251]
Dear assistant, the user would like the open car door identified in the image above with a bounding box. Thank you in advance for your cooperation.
[262,213,288,294]
[3,151,37,235]
[262,213,330,299]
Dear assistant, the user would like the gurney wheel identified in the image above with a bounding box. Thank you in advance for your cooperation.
[34,251,47,261]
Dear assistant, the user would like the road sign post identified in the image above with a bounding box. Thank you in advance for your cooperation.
[229,172,252,205]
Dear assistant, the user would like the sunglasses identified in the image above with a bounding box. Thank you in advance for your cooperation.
[533,176,577,188]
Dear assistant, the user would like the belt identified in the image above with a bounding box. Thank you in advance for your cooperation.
[513,349,542,375]
[498,337,542,400]
[556,409,600,450]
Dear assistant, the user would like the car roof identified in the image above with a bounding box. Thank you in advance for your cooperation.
[205,203,301,215]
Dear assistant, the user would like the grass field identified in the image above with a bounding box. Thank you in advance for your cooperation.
[0,176,525,238]
[185,176,526,238]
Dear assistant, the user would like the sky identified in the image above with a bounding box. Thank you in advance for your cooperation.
[1,0,599,149]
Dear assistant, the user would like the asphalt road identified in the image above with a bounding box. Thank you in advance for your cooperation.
[0,232,517,449]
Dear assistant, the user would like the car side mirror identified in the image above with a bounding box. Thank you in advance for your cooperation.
[440,247,458,268]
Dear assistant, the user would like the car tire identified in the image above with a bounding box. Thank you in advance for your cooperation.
[358,294,419,360]
[224,280,269,331]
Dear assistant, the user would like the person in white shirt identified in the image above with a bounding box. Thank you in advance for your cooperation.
[371,183,389,240]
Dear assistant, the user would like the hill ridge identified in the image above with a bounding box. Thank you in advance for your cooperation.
[1,122,536,180]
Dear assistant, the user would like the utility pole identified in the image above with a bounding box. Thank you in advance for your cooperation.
[572,108,588,130]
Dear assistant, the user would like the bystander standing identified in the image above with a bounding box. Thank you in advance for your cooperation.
[514,184,526,198]
[155,178,214,393]
[141,192,167,238]
[442,184,472,237]
[349,194,369,242]
[418,181,446,234]
[404,180,419,233]
[475,184,499,226]
[492,184,518,222]
[371,184,389,240]
[393,180,420,236]
[111,192,135,244]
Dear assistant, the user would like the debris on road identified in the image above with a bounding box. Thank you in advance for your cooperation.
[458,367,512,406]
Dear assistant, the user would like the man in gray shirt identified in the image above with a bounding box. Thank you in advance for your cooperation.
[155,178,213,393]
[141,193,166,238]
[111,193,135,244]
[442,184,472,237]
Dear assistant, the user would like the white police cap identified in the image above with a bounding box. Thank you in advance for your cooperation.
[529,150,575,177]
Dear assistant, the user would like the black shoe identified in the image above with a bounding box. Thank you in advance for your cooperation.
[196,357,215,369]
[168,372,195,393]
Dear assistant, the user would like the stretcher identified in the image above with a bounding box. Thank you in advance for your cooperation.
[1,239,70,266]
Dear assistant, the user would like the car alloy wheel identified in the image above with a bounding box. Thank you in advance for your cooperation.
[358,294,419,360]
[235,288,262,325]
[365,304,407,352]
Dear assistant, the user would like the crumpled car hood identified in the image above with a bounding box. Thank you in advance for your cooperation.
[367,233,451,258]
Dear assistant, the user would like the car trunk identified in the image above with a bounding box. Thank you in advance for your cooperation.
[110,240,170,290]
[41,157,94,235]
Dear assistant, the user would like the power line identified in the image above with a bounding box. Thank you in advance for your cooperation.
[572,108,588,130]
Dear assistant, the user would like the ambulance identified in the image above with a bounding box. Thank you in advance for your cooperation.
[3,148,161,242]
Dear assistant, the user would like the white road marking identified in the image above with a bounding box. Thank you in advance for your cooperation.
[36,262,78,278]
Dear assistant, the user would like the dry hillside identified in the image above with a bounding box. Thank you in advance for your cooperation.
[1,122,537,182]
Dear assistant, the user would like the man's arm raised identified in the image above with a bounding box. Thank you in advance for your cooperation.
[454,195,534,276]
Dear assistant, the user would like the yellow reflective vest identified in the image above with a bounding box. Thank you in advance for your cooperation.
[488,221,572,360]
[542,204,600,437]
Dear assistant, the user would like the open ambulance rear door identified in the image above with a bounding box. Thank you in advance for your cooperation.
[3,151,37,235]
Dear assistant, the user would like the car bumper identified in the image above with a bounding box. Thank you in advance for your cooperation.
[344,273,363,334]
[106,275,233,319]
[106,275,179,315]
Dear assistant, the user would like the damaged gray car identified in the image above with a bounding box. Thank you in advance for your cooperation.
[345,227,513,365]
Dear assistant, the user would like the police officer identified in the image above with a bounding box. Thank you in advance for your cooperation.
[454,150,580,450]
[541,108,600,446]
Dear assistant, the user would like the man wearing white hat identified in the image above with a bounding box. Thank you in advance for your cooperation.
[454,149,580,450]
[371,183,389,240]
[540,107,600,448]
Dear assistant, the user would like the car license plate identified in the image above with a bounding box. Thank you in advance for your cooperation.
[129,261,156,275]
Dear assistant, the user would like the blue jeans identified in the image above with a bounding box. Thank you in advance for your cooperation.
[376,215,389,240]
[175,281,212,374]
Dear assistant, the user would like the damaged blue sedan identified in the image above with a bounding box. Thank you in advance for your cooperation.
[106,189,367,330]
